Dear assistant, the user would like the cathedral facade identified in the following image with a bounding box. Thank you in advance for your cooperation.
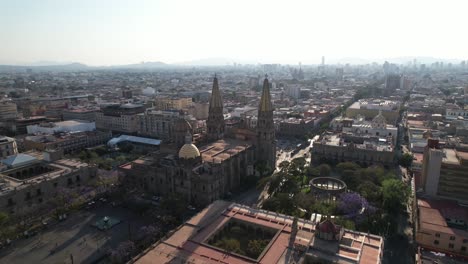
[120,76,276,206]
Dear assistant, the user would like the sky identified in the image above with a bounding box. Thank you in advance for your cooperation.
[1,0,467,66]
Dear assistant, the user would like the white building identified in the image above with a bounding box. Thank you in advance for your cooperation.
[0,136,17,159]
[27,120,96,134]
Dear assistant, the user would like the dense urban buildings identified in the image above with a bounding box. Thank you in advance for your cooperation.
[0,58,467,264]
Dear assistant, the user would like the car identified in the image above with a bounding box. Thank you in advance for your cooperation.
[187,205,196,210]
[151,196,160,202]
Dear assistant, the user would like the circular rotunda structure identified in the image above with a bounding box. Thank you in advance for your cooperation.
[310,177,347,201]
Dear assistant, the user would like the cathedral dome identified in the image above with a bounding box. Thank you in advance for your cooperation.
[178,143,200,159]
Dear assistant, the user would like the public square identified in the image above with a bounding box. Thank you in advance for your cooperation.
[0,203,152,264]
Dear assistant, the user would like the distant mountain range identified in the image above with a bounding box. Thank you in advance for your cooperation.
[0,61,169,72]
[0,56,464,72]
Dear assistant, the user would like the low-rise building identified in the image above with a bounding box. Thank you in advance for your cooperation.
[107,135,161,153]
[62,108,98,122]
[95,103,146,134]
[27,120,96,134]
[23,131,111,154]
[312,133,394,167]
[154,97,192,110]
[0,136,18,159]
[346,98,400,124]
[416,198,468,259]
[278,117,317,137]
[133,201,384,264]
[136,109,181,140]
[0,151,97,216]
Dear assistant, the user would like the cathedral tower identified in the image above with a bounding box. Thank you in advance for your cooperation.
[206,75,225,141]
[256,75,276,170]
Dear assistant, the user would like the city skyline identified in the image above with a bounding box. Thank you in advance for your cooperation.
[1,0,468,66]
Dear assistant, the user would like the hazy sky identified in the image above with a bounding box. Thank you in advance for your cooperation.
[1,0,467,65]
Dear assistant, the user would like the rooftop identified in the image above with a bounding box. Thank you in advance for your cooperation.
[1,154,38,168]
[417,198,468,237]
[200,139,252,163]
[108,135,161,147]
[134,201,383,264]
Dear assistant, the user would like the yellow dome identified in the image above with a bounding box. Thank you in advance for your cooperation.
[178,143,200,159]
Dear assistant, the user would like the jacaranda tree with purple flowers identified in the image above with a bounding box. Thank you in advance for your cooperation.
[337,192,376,224]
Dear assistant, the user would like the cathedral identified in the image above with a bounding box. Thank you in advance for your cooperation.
[120,75,276,206]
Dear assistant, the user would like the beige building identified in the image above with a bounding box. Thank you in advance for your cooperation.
[346,99,400,124]
[0,151,97,216]
[188,102,209,120]
[136,109,181,140]
[0,136,18,159]
[154,97,192,110]
[312,133,395,167]
[0,100,18,121]
[278,118,317,137]
[95,103,146,134]
[421,139,468,202]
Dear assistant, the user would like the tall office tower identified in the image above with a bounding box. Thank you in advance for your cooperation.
[321,56,325,66]
[206,75,225,141]
[421,139,443,197]
[256,76,276,170]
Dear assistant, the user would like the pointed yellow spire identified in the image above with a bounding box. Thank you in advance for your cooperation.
[209,75,223,109]
[259,75,273,112]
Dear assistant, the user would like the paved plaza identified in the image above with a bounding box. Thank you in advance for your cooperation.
[0,204,152,264]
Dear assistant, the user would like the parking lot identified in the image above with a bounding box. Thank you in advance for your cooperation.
[0,202,152,264]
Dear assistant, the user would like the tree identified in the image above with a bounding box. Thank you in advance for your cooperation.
[119,142,134,153]
[215,238,242,254]
[161,193,188,220]
[337,192,375,224]
[382,179,410,214]
[294,192,315,210]
[247,240,269,258]
[399,153,414,169]
[318,164,331,176]
[357,181,382,205]
[341,170,359,190]
[137,225,159,246]
[336,162,360,173]
[0,212,9,227]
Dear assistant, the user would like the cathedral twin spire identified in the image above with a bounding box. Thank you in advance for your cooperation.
[207,74,225,141]
[206,74,276,170]
[259,74,273,112]
[256,75,276,170]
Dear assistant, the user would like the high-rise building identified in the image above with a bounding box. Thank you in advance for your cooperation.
[256,76,276,169]
[206,76,225,141]
[421,139,468,201]
[385,74,401,92]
